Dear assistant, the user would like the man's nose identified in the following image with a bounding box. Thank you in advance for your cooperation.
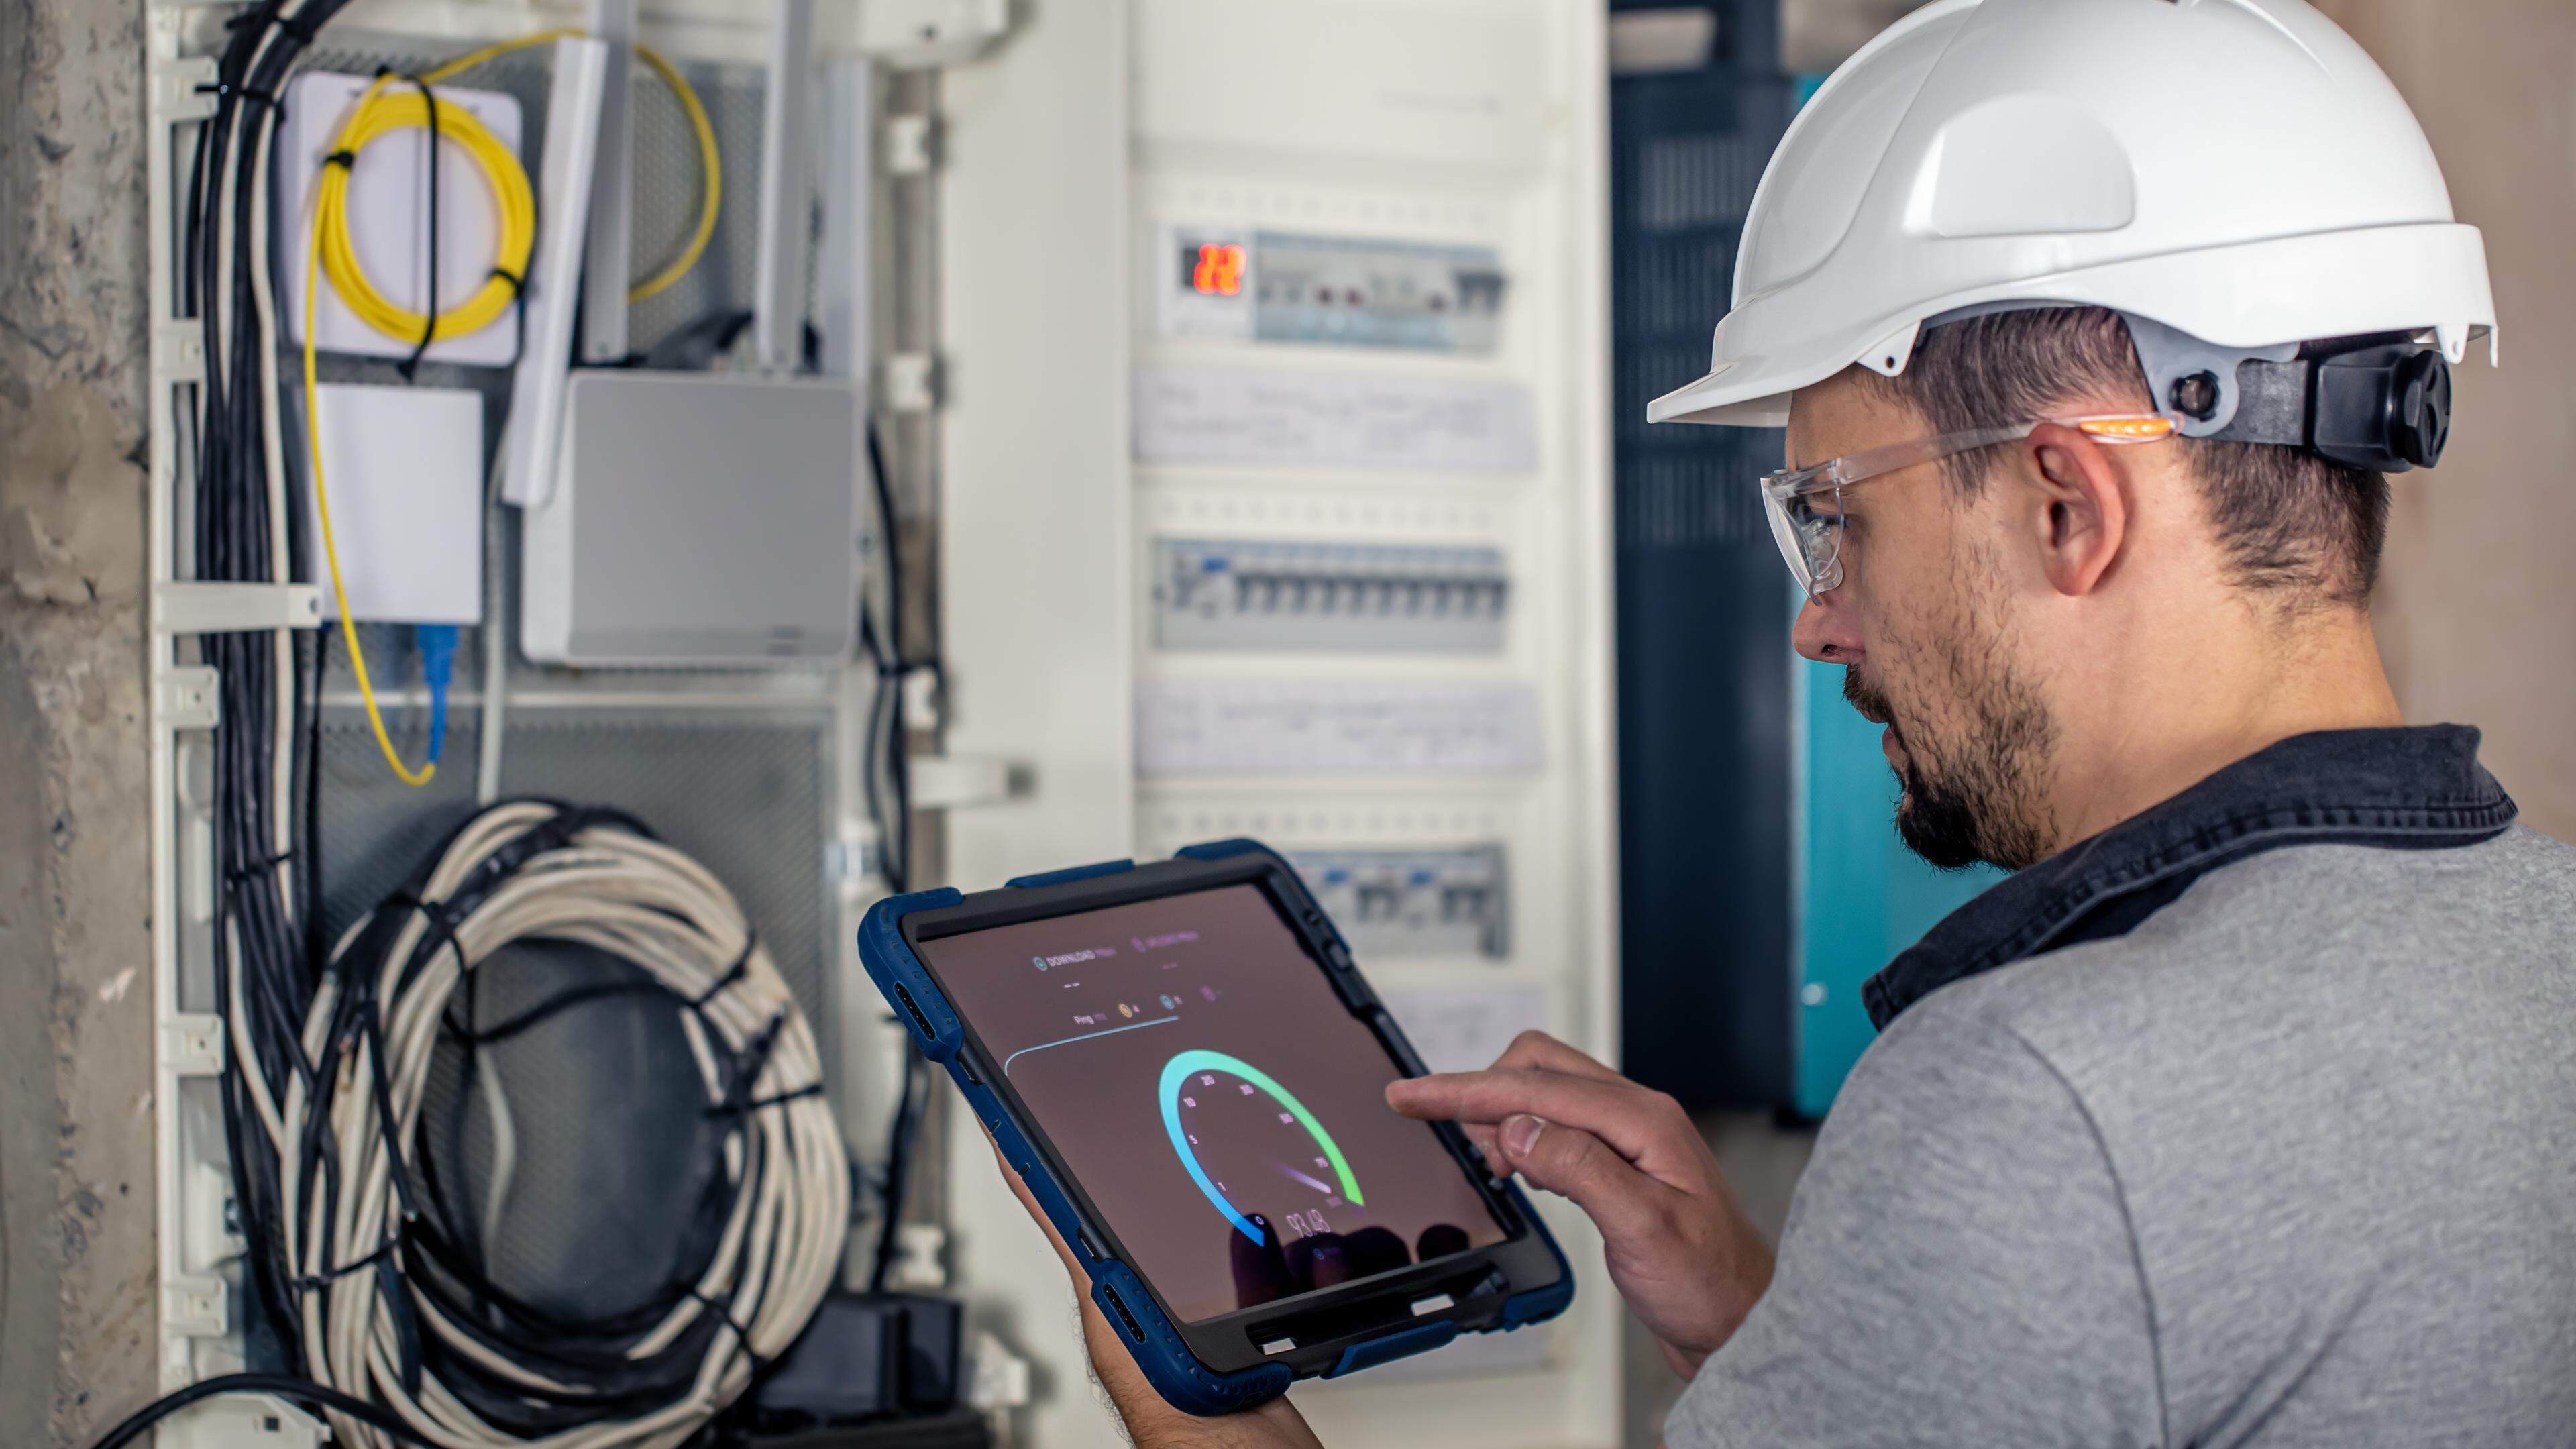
[1791,591,1862,664]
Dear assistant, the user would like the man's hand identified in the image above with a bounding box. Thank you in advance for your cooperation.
[1385,1030,1774,1379]
[987,1135,1326,1449]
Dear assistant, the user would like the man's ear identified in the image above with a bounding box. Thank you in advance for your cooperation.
[2018,423,2129,597]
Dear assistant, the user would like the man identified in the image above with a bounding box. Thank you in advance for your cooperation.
[999,0,2576,1442]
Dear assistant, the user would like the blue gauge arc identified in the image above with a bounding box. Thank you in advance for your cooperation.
[1159,1049,1362,1245]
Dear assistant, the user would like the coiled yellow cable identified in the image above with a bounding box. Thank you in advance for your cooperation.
[303,36,725,786]
[315,78,537,349]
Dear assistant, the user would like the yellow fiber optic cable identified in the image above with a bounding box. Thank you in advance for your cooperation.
[315,79,537,348]
[415,28,725,305]
[304,79,437,788]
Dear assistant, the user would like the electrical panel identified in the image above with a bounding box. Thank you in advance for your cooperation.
[1152,539,1509,651]
[1287,846,1510,960]
[937,0,1621,1441]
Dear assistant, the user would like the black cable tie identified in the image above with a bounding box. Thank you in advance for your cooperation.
[384,890,470,988]
[322,149,358,170]
[195,81,280,110]
[706,1009,793,1128]
[291,1234,400,1294]
[396,74,441,382]
[223,849,296,886]
[704,1082,826,1120]
[689,936,759,1010]
[678,1286,769,1378]
[488,266,525,298]
[275,10,322,44]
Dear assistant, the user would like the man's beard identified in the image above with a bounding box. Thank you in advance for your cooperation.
[1843,642,2056,872]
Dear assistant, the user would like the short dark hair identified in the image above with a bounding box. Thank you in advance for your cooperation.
[1860,306,2388,606]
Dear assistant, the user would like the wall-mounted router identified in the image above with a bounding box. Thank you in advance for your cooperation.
[521,372,859,665]
[513,0,866,668]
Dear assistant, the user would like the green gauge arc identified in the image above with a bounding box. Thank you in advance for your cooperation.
[1159,1049,1362,1246]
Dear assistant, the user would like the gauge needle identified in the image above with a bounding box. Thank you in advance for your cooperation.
[1273,1163,1335,1195]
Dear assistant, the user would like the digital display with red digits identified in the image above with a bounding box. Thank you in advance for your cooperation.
[1187,241,1248,297]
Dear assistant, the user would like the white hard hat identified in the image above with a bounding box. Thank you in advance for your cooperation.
[1650,0,2497,436]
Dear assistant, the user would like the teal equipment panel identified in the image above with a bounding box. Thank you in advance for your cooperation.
[1792,653,2002,1118]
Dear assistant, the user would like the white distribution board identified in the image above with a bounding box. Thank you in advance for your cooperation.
[936,0,1621,1446]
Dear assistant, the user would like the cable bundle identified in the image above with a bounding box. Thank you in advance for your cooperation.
[278,801,848,1448]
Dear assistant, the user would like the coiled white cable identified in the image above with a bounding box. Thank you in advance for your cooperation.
[277,801,849,1449]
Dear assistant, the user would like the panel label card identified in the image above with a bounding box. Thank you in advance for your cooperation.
[1136,681,1544,775]
[1134,368,1539,474]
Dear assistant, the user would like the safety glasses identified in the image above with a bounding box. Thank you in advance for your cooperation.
[1762,414,2180,600]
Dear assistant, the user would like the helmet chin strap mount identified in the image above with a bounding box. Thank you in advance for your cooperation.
[2124,312,2454,472]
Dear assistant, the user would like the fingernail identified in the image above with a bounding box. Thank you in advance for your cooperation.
[1501,1114,1544,1158]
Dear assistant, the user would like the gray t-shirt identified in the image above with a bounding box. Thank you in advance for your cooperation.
[1667,828,2576,1448]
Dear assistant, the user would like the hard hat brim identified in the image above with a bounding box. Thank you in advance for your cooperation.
[1648,223,2496,430]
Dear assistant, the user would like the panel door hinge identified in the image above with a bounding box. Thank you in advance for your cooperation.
[908,754,1021,810]
[882,353,943,413]
[162,1273,228,1338]
[885,113,941,176]
[162,1014,225,1078]
[160,667,221,731]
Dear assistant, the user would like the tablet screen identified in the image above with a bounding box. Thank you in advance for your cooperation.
[915,881,1506,1324]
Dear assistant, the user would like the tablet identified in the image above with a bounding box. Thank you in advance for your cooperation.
[857,839,1572,1415]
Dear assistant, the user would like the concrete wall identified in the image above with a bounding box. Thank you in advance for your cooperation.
[0,1,160,1443]
[2312,0,2576,843]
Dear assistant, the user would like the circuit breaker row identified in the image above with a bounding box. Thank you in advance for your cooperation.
[1285,846,1510,961]
[1152,539,1509,652]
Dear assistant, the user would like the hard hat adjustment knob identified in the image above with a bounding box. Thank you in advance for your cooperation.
[2389,349,2451,469]
[2169,371,2221,421]
[2308,341,2451,474]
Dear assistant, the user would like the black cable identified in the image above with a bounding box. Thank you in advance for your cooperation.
[162,1,364,1416]
[86,1373,441,1449]
[869,1046,928,1293]
[301,625,328,977]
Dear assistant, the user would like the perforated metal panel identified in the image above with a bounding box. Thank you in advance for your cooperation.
[313,709,833,1316]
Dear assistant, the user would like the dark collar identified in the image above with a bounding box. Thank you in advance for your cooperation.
[1862,724,2518,1030]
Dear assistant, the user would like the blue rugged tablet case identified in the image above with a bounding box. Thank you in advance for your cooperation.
[856,838,1574,1415]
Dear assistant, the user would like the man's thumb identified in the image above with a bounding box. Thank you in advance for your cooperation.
[1497,1113,1651,1238]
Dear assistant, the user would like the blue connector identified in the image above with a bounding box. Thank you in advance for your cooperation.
[417,623,460,767]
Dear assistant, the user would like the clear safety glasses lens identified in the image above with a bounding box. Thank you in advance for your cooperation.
[1764,480,1845,601]
[1753,414,2176,602]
